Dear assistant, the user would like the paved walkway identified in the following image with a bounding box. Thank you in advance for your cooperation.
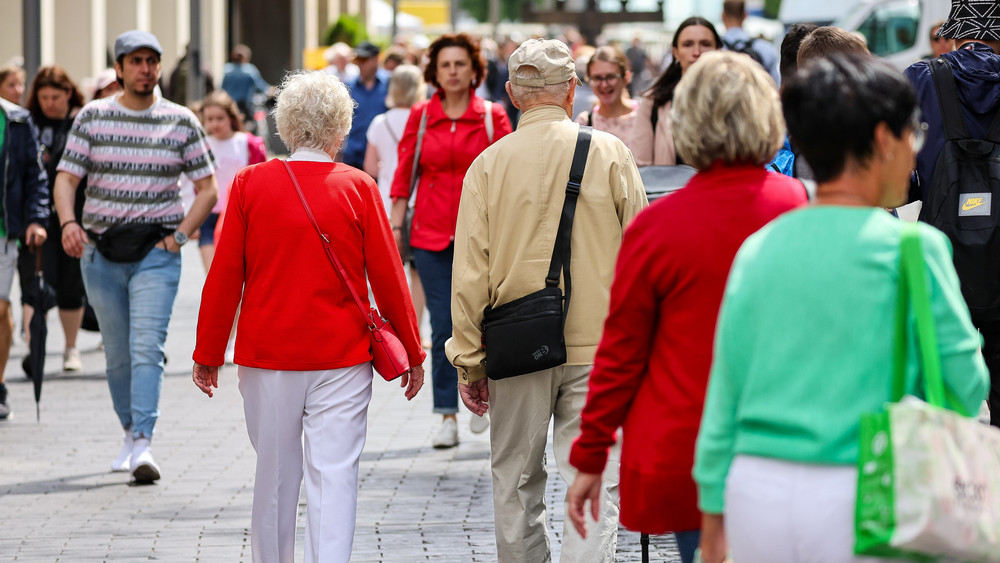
[0,248,682,562]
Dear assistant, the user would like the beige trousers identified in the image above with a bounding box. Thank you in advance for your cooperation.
[488,364,621,563]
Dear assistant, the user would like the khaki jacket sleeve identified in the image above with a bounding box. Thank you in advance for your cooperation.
[613,143,649,228]
[446,156,491,384]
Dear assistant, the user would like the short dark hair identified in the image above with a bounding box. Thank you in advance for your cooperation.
[722,0,746,19]
[780,23,818,83]
[782,53,916,183]
[424,33,486,90]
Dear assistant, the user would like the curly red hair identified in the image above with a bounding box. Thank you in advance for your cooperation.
[424,33,486,90]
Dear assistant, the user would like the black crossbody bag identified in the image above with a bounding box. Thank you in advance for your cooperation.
[482,126,592,380]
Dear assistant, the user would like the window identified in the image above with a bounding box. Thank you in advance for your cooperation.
[855,0,921,56]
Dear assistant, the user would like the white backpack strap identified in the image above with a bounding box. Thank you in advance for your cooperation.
[484,100,494,143]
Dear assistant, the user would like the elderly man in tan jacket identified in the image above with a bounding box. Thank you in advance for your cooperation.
[446,39,647,562]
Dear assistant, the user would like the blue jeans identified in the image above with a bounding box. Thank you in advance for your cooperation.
[81,245,181,439]
[412,246,458,414]
[675,529,701,563]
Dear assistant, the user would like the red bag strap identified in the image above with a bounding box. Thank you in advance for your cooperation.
[281,159,375,329]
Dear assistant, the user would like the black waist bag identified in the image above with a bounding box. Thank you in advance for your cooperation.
[482,126,592,380]
[89,223,169,263]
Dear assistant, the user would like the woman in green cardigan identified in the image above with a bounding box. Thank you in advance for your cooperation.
[693,54,989,563]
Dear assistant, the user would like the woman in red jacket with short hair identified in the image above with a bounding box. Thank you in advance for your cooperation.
[566,52,806,563]
[193,70,425,563]
[390,33,511,448]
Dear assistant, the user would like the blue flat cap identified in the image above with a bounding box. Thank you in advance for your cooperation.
[114,30,163,59]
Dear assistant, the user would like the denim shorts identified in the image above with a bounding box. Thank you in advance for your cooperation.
[199,213,220,247]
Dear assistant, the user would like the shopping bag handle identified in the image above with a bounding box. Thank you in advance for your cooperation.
[892,224,968,415]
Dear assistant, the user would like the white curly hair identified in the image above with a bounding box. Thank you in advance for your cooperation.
[273,70,356,154]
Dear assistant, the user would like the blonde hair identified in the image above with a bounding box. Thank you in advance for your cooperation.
[386,64,426,109]
[273,70,355,154]
[671,51,784,170]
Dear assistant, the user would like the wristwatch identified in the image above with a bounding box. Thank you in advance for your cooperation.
[172,230,189,247]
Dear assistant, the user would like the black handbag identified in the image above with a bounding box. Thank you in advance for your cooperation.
[482,126,592,380]
[88,223,170,263]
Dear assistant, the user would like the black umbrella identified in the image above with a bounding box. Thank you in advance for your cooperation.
[27,248,57,421]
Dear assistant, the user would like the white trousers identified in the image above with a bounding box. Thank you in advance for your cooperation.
[488,364,621,563]
[725,455,910,563]
[239,363,373,563]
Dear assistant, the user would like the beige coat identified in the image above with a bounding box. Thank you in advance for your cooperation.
[627,95,676,166]
[446,105,648,384]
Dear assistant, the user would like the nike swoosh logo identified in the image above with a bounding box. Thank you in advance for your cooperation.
[963,200,986,211]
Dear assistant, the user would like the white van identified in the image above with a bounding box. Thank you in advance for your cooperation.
[834,0,952,69]
[780,0,951,69]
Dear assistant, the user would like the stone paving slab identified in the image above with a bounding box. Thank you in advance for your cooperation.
[0,248,681,562]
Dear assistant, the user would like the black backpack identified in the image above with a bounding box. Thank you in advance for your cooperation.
[722,38,765,67]
[920,57,1000,320]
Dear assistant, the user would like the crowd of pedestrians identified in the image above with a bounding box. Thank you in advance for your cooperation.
[3,0,1000,560]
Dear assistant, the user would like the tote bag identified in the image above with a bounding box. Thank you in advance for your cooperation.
[854,224,1000,562]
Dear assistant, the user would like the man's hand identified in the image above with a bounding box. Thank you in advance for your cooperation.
[459,378,489,416]
[567,472,603,538]
[400,365,424,400]
[193,362,220,397]
[161,234,182,253]
[25,223,47,248]
[61,222,88,258]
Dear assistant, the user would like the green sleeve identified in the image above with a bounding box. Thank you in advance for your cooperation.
[919,225,990,414]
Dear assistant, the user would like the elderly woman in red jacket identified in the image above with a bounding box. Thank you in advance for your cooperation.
[192,70,425,563]
[390,33,511,448]
[565,51,807,563]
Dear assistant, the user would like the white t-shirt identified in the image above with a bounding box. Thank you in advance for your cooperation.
[366,107,411,217]
[207,132,249,214]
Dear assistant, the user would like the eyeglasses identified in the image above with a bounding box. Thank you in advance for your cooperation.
[909,110,928,153]
[589,73,621,85]
[932,36,950,43]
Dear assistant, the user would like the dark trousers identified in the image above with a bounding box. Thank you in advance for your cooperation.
[976,318,1000,427]
[413,245,458,414]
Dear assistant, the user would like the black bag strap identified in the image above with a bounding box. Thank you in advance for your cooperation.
[930,58,971,141]
[545,125,593,324]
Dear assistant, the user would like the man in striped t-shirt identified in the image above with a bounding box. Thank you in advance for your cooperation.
[53,30,218,484]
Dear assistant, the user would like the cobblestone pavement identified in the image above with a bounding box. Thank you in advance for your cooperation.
[0,249,681,562]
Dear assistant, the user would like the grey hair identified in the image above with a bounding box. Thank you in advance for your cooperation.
[508,65,571,107]
[671,51,784,170]
[273,70,356,154]
[386,64,426,109]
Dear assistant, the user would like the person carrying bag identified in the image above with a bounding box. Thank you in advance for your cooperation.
[481,126,592,380]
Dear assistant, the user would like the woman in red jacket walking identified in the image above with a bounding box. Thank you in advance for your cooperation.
[566,51,806,563]
[192,70,425,563]
[390,33,511,448]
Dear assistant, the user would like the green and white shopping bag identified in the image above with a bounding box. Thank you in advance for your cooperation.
[854,224,1000,562]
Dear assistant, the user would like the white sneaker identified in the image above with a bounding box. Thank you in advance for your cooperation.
[111,433,133,472]
[130,438,161,483]
[469,411,490,434]
[431,418,459,449]
[63,348,83,372]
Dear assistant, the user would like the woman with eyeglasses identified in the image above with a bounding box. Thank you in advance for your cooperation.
[692,54,987,563]
[574,46,637,142]
[628,16,721,166]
